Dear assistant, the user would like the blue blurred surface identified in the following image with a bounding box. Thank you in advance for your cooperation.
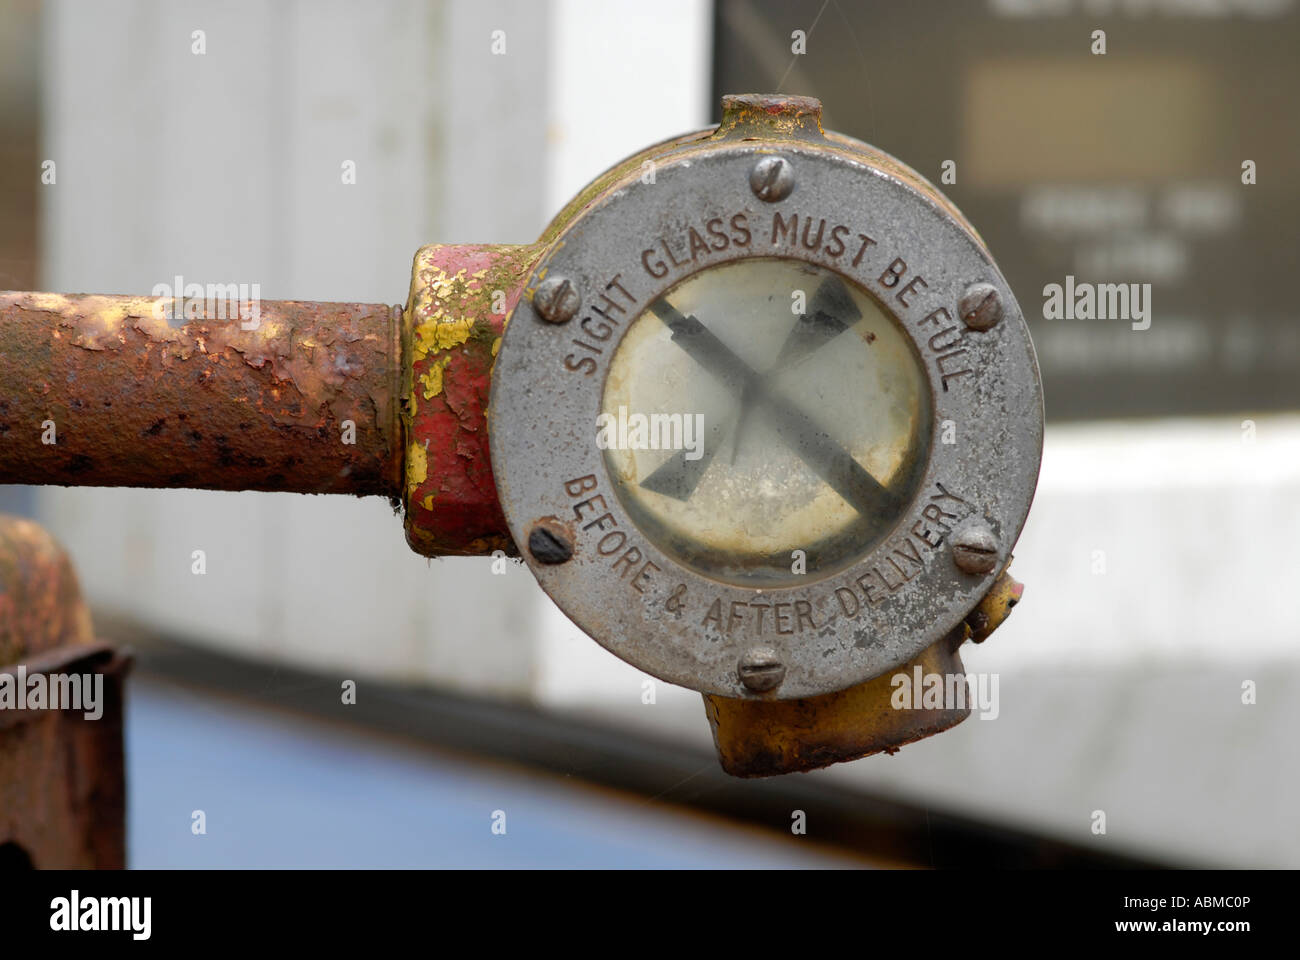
[126,676,853,869]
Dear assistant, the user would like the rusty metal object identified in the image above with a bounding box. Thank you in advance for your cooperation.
[400,243,542,557]
[0,292,402,496]
[717,92,825,142]
[526,518,575,565]
[705,624,972,778]
[490,94,1041,701]
[0,515,93,666]
[704,568,1025,776]
[0,92,1040,780]
[0,515,128,868]
[966,570,1024,643]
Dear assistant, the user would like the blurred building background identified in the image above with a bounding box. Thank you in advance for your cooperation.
[0,0,1296,866]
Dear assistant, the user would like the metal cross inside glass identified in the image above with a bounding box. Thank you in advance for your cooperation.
[600,258,932,588]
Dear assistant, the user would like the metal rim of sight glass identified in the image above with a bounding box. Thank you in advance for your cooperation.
[489,141,1044,700]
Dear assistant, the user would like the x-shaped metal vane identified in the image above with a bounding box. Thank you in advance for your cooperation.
[642,276,902,518]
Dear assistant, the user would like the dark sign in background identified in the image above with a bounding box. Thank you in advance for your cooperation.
[713,0,1300,420]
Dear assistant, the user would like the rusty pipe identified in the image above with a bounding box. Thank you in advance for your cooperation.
[0,292,403,496]
[0,242,535,555]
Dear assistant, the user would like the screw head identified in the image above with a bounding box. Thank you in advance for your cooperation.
[749,155,794,202]
[533,275,581,325]
[528,521,573,564]
[951,522,999,575]
[959,282,1002,332]
[738,646,786,692]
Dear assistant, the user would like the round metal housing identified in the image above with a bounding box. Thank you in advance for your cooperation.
[489,105,1043,700]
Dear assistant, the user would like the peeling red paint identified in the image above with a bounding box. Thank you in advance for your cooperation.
[401,244,542,557]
